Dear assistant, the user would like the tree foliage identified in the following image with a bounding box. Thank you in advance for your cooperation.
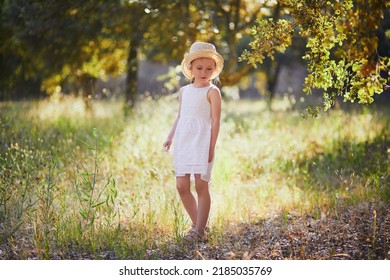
[1,0,128,98]
[241,0,390,110]
[1,0,389,109]
[199,0,263,86]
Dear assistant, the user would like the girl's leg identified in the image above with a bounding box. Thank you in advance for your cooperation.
[176,175,197,226]
[194,175,211,235]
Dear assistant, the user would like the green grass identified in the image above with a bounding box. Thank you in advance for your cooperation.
[0,94,389,259]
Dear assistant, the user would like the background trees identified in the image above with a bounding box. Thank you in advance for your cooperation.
[1,0,128,104]
[0,0,389,110]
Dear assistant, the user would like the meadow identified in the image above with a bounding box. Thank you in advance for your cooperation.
[0,94,389,259]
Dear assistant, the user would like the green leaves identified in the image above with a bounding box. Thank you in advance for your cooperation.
[75,128,119,240]
[241,0,390,111]
[2,0,130,95]
[240,18,295,68]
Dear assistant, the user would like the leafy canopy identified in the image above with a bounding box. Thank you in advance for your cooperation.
[241,0,390,111]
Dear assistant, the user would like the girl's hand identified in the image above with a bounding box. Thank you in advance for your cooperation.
[163,139,172,152]
[208,149,214,163]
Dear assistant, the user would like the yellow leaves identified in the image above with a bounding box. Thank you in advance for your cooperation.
[226,251,251,260]
[242,251,251,260]
[242,0,388,110]
[240,18,294,66]
[227,251,236,259]
[346,58,387,105]
[68,9,78,16]
[80,38,128,78]
[41,74,63,95]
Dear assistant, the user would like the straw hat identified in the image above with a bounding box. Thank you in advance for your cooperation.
[181,42,224,80]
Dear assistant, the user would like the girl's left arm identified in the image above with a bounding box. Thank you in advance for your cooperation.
[163,88,183,151]
[208,88,222,162]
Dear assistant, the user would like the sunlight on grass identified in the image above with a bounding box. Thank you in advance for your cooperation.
[0,95,388,259]
[30,94,122,120]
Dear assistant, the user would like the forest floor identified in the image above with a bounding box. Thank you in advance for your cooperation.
[2,201,388,260]
[1,98,389,260]
[160,201,390,260]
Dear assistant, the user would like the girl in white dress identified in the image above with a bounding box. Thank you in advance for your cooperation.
[163,42,224,243]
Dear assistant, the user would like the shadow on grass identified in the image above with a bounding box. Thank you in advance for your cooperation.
[180,201,389,260]
[282,129,390,201]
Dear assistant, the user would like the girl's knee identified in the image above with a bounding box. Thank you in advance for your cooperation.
[177,184,189,195]
[176,179,190,195]
[195,180,209,194]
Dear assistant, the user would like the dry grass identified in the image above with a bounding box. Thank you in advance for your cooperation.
[0,95,389,259]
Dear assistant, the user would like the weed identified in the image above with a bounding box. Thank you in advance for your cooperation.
[33,155,58,259]
[73,128,120,251]
[0,97,388,259]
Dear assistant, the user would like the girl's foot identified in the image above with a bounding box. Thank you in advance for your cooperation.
[183,229,206,244]
[189,224,209,233]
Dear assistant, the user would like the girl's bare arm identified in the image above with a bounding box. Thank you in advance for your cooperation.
[163,89,183,151]
[208,87,221,162]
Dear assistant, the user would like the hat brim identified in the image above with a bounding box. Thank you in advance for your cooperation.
[181,50,224,80]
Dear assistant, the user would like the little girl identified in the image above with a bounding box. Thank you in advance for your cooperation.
[163,42,224,243]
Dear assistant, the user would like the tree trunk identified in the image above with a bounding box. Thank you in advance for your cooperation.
[216,0,254,90]
[125,39,139,111]
[265,3,282,110]
[78,73,97,112]
[266,61,282,110]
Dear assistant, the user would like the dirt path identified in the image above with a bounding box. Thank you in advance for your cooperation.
[162,202,390,260]
[1,202,388,260]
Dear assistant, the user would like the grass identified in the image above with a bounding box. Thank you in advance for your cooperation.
[0,94,389,259]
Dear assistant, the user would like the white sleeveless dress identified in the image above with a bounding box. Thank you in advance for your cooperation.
[174,84,219,182]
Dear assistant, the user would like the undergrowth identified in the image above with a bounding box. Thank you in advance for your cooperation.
[0,95,388,259]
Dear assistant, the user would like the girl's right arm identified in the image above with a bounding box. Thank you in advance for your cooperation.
[163,88,183,151]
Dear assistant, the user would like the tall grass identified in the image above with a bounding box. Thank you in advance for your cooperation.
[0,94,388,259]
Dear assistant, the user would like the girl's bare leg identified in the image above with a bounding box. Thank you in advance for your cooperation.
[194,175,211,235]
[176,175,197,226]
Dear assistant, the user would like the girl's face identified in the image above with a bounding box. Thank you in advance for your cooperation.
[190,58,216,86]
